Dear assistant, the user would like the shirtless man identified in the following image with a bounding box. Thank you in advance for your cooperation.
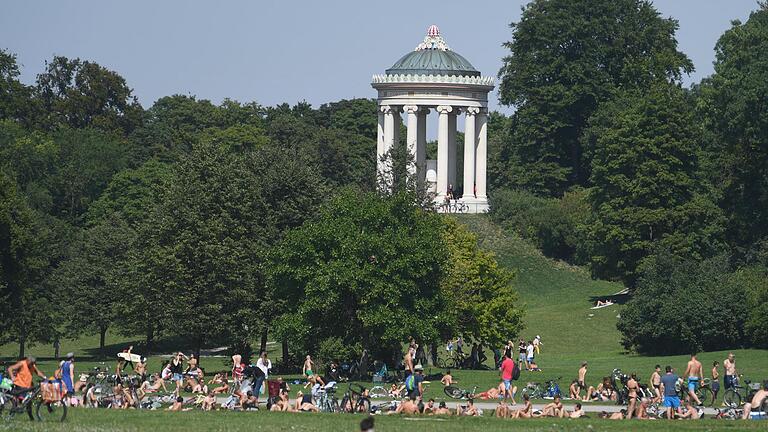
[649,365,662,403]
[441,370,455,386]
[201,391,216,411]
[456,398,479,416]
[569,402,586,418]
[723,353,737,391]
[302,355,319,388]
[542,395,565,418]
[137,373,168,400]
[511,393,533,418]
[710,361,720,405]
[393,396,419,415]
[679,401,702,419]
[476,382,504,400]
[625,373,639,419]
[684,354,703,405]
[423,398,436,414]
[576,362,588,399]
[742,382,768,420]
[434,401,451,415]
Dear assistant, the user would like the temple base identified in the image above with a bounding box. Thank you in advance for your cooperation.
[435,197,489,214]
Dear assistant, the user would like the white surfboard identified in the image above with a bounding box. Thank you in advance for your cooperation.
[117,352,142,363]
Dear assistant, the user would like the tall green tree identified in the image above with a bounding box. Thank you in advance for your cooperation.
[0,49,35,124]
[586,82,723,286]
[0,172,54,357]
[35,56,143,134]
[498,0,693,195]
[698,4,768,253]
[270,190,450,364]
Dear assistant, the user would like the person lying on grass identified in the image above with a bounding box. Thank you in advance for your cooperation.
[295,391,318,412]
[510,394,534,418]
[599,409,626,420]
[475,382,504,399]
[137,373,168,400]
[456,399,479,416]
[270,389,295,412]
[208,373,229,394]
[568,403,586,418]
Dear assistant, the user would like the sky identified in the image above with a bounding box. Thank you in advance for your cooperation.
[0,0,760,115]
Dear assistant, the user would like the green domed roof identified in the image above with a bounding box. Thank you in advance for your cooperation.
[385,26,480,77]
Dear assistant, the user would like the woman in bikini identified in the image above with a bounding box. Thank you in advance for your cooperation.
[208,372,230,394]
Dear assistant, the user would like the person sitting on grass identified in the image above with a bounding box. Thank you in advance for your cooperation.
[138,373,168,400]
[242,390,259,410]
[433,400,451,415]
[201,391,217,411]
[528,360,541,372]
[270,388,295,412]
[511,393,534,418]
[389,383,405,398]
[441,370,455,386]
[741,382,768,420]
[295,390,318,412]
[542,395,565,417]
[569,379,581,400]
[678,401,702,420]
[393,396,419,415]
[456,398,479,416]
[423,398,436,414]
[495,399,510,418]
[166,396,192,412]
[208,372,229,395]
[569,402,586,418]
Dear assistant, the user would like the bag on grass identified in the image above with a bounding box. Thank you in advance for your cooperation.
[41,380,63,403]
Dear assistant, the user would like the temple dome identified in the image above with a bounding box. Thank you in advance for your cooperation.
[384,25,480,77]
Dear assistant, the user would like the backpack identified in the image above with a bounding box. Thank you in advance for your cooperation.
[512,362,521,381]
[405,374,416,391]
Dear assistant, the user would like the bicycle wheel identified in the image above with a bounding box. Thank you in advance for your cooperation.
[368,386,388,399]
[444,386,464,399]
[356,398,371,414]
[696,386,713,407]
[35,399,67,422]
[0,394,16,420]
[723,389,741,407]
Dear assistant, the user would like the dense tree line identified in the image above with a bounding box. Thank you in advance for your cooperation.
[0,48,523,363]
[491,0,768,353]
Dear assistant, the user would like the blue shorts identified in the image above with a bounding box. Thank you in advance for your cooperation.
[518,353,525,362]
[172,373,183,381]
[687,377,699,392]
[663,396,680,408]
[527,356,534,362]
[503,379,511,391]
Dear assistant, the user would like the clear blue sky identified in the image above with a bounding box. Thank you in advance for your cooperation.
[0,0,760,114]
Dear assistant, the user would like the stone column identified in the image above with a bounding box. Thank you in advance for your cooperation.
[404,105,419,177]
[447,109,458,192]
[436,105,452,199]
[381,105,396,187]
[475,108,488,199]
[377,108,385,178]
[462,107,479,200]
[417,108,428,182]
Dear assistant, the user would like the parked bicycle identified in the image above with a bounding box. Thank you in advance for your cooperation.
[521,377,562,400]
[315,384,340,413]
[1,380,67,422]
[723,375,763,408]
[437,352,468,370]
[444,384,478,400]
[339,383,370,413]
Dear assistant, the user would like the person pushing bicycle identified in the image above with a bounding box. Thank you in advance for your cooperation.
[7,356,47,395]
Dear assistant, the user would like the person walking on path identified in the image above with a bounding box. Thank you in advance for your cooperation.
[499,353,516,402]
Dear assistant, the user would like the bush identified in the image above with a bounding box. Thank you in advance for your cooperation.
[489,188,590,263]
[617,251,748,355]
[737,265,768,348]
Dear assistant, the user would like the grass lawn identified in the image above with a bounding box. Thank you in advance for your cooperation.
[2,408,766,432]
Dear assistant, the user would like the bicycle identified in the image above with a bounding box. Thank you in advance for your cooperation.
[368,385,389,399]
[444,385,478,400]
[315,385,340,413]
[676,377,713,407]
[339,383,370,413]
[723,375,761,408]
[1,381,67,422]
[437,352,467,370]
[521,377,562,400]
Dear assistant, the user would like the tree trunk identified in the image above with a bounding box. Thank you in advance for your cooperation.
[99,326,107,360]
[260,327,268,354]
[429,344,437,367]
[145,327,155,354]
[54,339,60,360]
[281,339,289,366]
[19,336,25,359]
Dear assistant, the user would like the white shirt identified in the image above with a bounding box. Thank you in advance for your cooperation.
[526,344,534,357]
[256,358,272,378]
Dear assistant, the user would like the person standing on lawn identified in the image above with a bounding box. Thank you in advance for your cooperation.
[499,353,516,402]
[577,361,588,398]
[711,360,720,406]
[255,351,271,398]
[660,366,682,420]
[723,353,737,390]
[684,353,703,405]
[650,365,662,403]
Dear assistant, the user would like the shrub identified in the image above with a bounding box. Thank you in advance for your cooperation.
[489,188,590,263]
[617,251,747,355]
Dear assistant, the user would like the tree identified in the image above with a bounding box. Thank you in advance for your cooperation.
[617,252,747,355]
[498,0,693,195]
[315,98,378,140]
[0,172,54,357]
[0,49,35,124]
[270,190,450,365]
[585,82,723,286]
[697,4,768,253]
[35,56,143,134]
[54,213,134,356]
[440,218,525,347]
